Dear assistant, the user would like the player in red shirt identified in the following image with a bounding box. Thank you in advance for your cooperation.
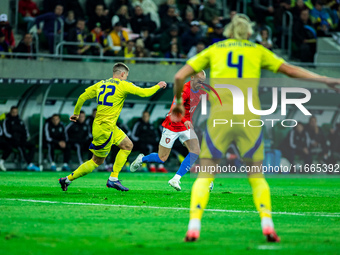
[131,71,208,191]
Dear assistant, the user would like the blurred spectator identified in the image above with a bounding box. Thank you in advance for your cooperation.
[181,21,202,54]
[130,6,156,34]
[44,114,71,171]
[178,10,195,34]
[0,31,10,57]
[86,0,108,18]
[202,0,222,27]
[293,9,317,62]
[19,0,40,31]
[85,108,96,137]
[187,41,205,58]
[0,124,7,171]
[63,0,85,19]
[305,116,329,162]
[140,27,154,51]
[205,15,221,34]
[0,14,15,50]
[273,0,291,29]
[87,23,115,56]
[225,10,238,24]
[111,5,131,29]
[160,24,183,54]
[65,111,92,165]
[291,0,308,18]
[130,111,167,172]
[310,0,333,35]
[35,4,64,53]
[133,0,160,29]
[330,3,340,30]
[108,22,129,55]
[110,0,134,17]
[42,0,66,13]
[64,10,77,34]
[178,0,201,19]
[13,33,36,59]
[159,0,177,17]
[205,23,226,45]
[329,123,340,163]
[160,5,181,31]
[117,40,136,63]
[252,0,274,26]
[130,111,159,168]
[66,19,90,56]
[2,106,40,171]
[135,38,150,61]
[88,4,110,31]
[281,122,312,167]
[255,28,273,50]
[165,43,184,62]
[43,0,83,18]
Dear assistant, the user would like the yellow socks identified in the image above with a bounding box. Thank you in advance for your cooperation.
[67,159,98,181]
[110,149,131,178]
[189,177,215,220]
[248,175,272,219]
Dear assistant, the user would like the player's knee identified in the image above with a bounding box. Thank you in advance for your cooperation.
[92,156,105,166]
[190,147,200,155]
[159,154,168,162]
[124,141,133,151]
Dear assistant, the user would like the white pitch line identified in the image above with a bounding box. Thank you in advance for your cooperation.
[2,198,340,218]
[257,245,282,250]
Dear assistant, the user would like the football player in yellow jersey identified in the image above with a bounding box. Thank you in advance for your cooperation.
[171,14,340,242]
[59,63,167,191]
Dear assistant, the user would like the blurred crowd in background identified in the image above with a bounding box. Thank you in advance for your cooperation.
[0,0,339,62]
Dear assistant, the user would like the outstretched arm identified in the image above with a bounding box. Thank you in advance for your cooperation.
[171,64,196,122]
[130,81,167,97]
[278,63,340,92]
[70,91,95,122]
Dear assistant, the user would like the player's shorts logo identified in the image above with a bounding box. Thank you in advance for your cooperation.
[166,138,171,144]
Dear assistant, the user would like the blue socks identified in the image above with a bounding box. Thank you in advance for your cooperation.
[176,153,199,177]
[142,153,164,163]
[142,152,199,178]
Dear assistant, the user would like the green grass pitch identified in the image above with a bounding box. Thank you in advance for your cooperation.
[0,172,339,255]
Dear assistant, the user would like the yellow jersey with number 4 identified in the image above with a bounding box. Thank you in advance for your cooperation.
[187,39,285,113]
[187,39,284,79]
[74,78,160,130]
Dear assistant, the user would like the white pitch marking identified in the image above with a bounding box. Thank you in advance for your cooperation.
[257,245,282,250]
[2,199,340,218]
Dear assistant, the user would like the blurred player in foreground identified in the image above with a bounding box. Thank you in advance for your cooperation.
[171,14,340,243]
[59,62,167,191]
[130,71,212,191]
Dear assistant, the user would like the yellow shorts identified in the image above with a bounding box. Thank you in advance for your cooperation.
[89,122,126,158]
[200,113,264,162]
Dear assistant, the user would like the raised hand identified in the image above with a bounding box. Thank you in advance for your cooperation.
[184,120,193,130]
[170,104,184,122]
[325,78,340,93]
[158,81,167,89]
[70,114,79,122]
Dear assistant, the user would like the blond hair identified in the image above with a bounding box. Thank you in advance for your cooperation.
[113,62,129,74]
[224,14,253,40]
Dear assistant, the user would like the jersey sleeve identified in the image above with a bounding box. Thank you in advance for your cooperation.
[123,81,160,97]
[260,45,285,73]
[186,45,213,72]
[73,83,99,115]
